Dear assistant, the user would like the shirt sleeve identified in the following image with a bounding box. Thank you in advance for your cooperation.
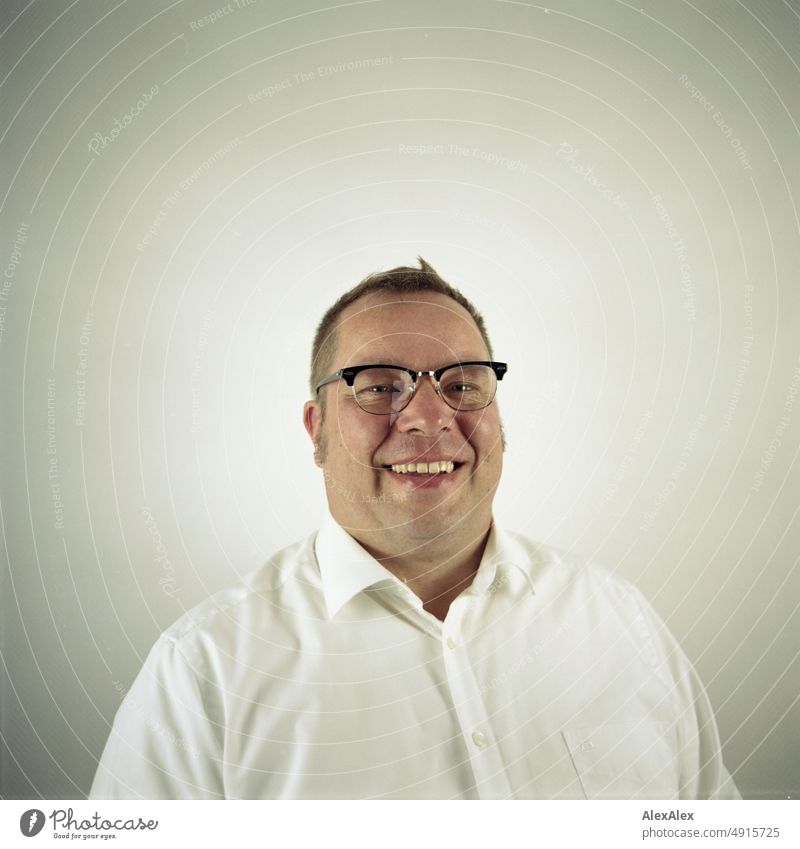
[630,586,740,800]
[90,635,225,799]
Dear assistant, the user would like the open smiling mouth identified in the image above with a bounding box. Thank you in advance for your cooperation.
[384,461,462,474]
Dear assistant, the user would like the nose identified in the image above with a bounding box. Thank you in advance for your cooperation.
[393,375,455,434]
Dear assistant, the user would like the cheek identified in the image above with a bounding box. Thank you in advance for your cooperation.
[331,407,389,456]
[475,427,504,488]
[472,421,505,477]
[461,411,502,449]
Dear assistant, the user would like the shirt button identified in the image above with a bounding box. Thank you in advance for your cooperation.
[471,731,488,748]
[446,636,457,650]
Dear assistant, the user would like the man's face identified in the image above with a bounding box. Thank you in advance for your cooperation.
[303,292,504,550]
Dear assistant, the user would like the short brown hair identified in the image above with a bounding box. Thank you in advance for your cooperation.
[309,257,494,396]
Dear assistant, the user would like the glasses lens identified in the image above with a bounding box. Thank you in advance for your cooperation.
[352,368,413,413]
[439,364,497,410]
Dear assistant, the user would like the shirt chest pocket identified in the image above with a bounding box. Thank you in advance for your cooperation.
[562,721,679,799]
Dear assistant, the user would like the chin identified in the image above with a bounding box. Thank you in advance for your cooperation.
[401,510,461,536]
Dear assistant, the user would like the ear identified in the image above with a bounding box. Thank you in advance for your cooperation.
[303,400,323,466]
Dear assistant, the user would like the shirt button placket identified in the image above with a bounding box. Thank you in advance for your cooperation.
[441,604,513,799]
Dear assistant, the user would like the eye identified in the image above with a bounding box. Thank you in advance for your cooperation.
[443,381,480,395]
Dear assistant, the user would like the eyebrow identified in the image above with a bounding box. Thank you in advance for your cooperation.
[347,355,488,368]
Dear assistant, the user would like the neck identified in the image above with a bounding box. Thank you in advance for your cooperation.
[353,519,493,622]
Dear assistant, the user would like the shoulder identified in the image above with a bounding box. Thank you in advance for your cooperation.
[159,531,320,650]
[505,529,682,677]
[501,527,642,603]
[499,528,664,646]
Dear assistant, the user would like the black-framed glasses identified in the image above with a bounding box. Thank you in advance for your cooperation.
[315,361,508,415]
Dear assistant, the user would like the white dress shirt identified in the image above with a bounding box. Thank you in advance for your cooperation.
[91,512,739,799]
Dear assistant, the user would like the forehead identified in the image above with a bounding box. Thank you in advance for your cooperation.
[333,292,487,363]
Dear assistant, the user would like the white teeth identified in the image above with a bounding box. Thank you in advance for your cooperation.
[390,461,455,474]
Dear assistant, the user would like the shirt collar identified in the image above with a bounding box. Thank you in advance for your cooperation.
[315,511,397,619]
[314,509,535,619]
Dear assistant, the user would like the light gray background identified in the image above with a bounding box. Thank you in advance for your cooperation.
[1,0,798,799]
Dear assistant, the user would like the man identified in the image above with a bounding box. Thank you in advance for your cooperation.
[91,259,739,799]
